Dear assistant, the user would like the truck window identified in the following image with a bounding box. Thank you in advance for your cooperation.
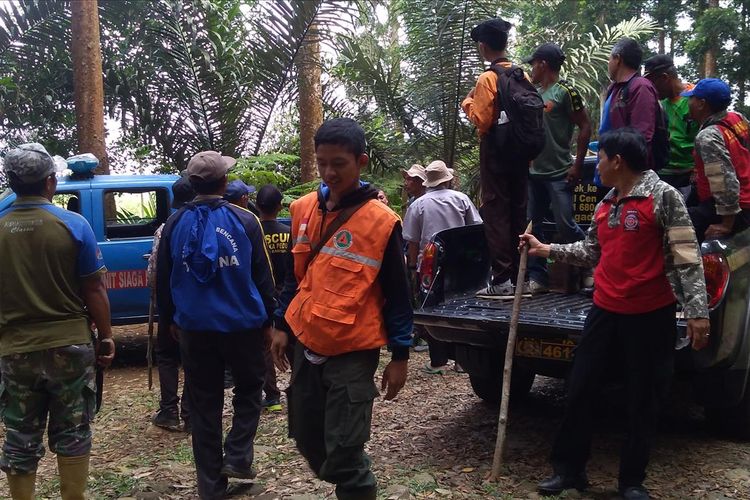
[52,193,81,213]
[104,189,168,239]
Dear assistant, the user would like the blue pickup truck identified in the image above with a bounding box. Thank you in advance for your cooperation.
[0,174,179,325]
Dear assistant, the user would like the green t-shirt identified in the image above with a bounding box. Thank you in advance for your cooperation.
[0,197,106,356]
[530,80,584,178]
[661,95,700,175]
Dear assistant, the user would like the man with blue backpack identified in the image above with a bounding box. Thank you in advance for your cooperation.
[156,151,276,500]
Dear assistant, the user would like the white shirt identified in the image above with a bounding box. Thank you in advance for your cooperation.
[402,187,483,254]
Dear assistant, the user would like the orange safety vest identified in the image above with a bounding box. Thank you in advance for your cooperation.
[285,191,399,356]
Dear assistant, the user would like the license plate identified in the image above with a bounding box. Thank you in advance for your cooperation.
[515,338,575,361]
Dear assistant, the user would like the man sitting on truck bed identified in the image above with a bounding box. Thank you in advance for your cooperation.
[521,128,710,500]
[683,78,750,242]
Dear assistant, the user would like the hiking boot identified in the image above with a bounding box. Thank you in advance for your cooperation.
[537,473,589,495]
[476,279,514,298]
[525,280,549,295]
[220,463,257,480]
[261,398,282,412]
[152,409,181,431]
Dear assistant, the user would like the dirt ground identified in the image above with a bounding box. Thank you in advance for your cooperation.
[1,325,749,500]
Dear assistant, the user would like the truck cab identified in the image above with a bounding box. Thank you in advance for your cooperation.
[0,174,179,324]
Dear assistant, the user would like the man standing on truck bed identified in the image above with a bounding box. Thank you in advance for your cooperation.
[268,118,413,500]
[0,143,115,500]
[523,42,591,294]
[600,39,664,170]
[403,160,482,373]
[643,55,699,198]
[462,17,530,298]
[683,78,750,241]
[156,151,276,500]
[521,128,710,500]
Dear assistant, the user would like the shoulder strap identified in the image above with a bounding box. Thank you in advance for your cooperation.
[303,200,369,272]
[716,119,742,141]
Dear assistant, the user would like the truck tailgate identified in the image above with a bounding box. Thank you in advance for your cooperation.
[415,292,592,336]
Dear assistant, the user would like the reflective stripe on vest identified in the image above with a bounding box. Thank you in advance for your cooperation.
[285,191,400,356]
[319,246,382,269]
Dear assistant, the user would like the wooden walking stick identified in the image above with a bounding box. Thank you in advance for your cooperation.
[147,287,155,390]
[488,220,533,482]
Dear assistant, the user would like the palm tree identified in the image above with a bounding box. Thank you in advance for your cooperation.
[0,0,353,169]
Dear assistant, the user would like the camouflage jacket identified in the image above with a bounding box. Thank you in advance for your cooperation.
[146,223,164,290]
[694,110,750,215]
[550,170,709,319]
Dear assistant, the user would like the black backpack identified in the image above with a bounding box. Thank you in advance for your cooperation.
[610,76,670,171]
[486,60,546,167]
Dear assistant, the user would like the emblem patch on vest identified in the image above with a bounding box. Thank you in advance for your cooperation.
[623,210,639,232]
[333,229,353,250]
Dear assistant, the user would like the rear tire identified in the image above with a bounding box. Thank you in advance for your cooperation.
[469,366,535,404]
[705,385,750,441]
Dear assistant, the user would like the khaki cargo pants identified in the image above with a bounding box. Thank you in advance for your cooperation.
[287,342,380,500]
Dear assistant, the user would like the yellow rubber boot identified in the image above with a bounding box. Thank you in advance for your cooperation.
[6,471,36,500]
[58,453,90,500]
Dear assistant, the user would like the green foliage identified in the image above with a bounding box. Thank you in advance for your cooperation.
[280,174,406,218]
[560,17,659,101]
[0,0,353,169]
[686,6,740,75]
[230,153,298,190]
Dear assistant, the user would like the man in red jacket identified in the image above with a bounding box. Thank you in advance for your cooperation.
[683,78,750,241]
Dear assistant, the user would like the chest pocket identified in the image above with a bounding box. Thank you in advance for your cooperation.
[324,256,364,299]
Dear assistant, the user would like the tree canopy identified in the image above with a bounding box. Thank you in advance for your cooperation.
[0,0,748,178]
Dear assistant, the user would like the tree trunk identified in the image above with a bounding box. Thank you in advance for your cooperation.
[71,0,109,174]
[704,0,720,77]
[296,24,323,183]
[658,30,665,54]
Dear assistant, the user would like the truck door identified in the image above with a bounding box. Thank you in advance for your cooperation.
[51,189,89,216]
[91,186,171,324]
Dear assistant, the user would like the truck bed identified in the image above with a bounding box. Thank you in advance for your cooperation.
[417,291,590,330]
[415,292,592,344]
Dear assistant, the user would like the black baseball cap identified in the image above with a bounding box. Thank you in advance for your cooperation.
[470,18,512,45]
[644,54,675,77]
[256,184,283,211]
[523,43,566,67]
[172,176,195,209]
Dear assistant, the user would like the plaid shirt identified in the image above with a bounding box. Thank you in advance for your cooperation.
[550,170,709,319]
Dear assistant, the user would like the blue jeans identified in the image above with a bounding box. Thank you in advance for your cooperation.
[527,176,586,285]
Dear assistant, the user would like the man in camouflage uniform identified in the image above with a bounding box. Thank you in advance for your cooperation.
[0,143,115,500]
[521,129,710,500]
[682,78,750,241]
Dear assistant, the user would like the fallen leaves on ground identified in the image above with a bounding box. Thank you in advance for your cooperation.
[0,326,749,499]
